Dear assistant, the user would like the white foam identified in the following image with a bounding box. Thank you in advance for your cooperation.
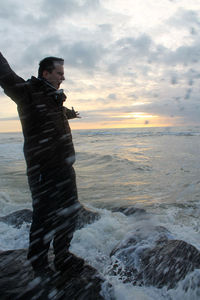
[0,222,29,251]
[70,209,200,300]
[71,209,129,272]
[168,269,200,300]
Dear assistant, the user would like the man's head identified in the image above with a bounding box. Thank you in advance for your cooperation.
[38,57,65,89]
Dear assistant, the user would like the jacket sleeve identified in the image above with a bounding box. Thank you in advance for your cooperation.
[0,52,26,104]
[63,106,77,119]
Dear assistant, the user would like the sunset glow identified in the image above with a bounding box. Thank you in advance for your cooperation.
[115,112,158,119]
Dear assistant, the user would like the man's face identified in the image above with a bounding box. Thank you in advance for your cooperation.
[43,63,65,89]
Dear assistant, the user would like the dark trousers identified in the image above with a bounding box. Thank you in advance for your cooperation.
[27,165,81,271]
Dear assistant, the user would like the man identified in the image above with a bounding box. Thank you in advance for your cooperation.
[0,52,84,276]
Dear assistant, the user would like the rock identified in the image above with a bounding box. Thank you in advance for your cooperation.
[110,226,200,289]
[76,205,100,229]
[137,239,200,289]
[0,209,32,228]
[0,205,100,229]
[0,207,103,298]
[0,249,105,300]
[111,205,146,216]
[110,225,171,257]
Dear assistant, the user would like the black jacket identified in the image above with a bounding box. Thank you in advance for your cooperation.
[0,53,76,175]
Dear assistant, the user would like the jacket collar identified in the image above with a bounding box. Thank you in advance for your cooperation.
[30,76,67,104]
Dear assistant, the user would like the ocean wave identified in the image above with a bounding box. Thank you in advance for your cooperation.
[76,151,152,173]
[0,132,23,144]
[0,143,24,161]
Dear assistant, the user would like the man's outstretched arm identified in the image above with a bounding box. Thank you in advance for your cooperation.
[0,52,25,103]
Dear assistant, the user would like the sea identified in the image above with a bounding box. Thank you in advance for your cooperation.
[0,126,200,300]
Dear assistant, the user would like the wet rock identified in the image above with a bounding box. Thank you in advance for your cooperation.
[0,209,32,228]
[0,249,105,300]
[110,225,171,257]
[111,205,146,216]
[110,227,200,289]
[137,239,200,289]
[0,205,100,229]
[76,205,100,229]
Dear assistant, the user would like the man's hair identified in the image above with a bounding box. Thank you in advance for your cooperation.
[38,56,64,78]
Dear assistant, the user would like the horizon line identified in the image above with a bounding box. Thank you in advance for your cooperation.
[0,124,197,134]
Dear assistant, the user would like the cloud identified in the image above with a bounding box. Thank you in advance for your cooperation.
[116,34,152,55]
[1,0,200,130]
[21,35,63,64]
[107,93,117,100]
[171,75,178,85]
[0,116,19,121]
[106,34,153,74]
[167,8,200,29]
[0,0,21,19]
[0,0,104,69]
[61,41,106,70]
[41,0,101,18]
[166,43,200,65]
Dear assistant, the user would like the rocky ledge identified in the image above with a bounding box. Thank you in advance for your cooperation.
[0,206,105,300]
[0,249,105,300]
[109,225,200,289]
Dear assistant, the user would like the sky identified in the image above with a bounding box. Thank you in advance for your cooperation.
[0,0,200,132]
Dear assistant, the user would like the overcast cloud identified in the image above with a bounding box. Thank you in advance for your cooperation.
[0,0,200,131]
